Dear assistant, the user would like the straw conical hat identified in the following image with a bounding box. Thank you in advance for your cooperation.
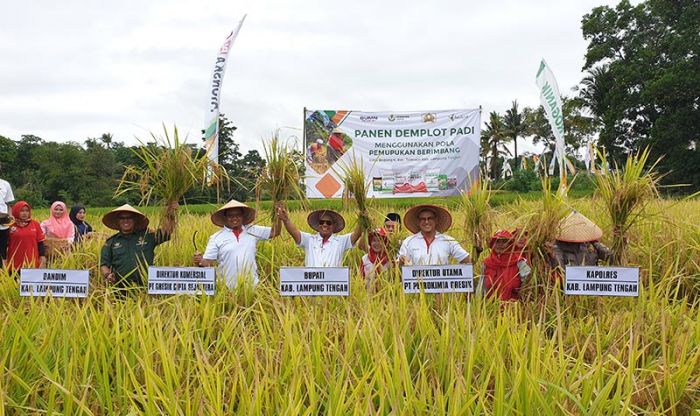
[211,200,256,227]
[404,204,452,234]
[557,211,603,243]
[307,209,345,233]
[102,204,149,231]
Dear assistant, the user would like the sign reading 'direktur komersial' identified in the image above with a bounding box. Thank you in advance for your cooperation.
[402,265,474,294]
[280,267,349,296]
[148,267,216,295]
[19,269,89,297]
[565,266,639,297]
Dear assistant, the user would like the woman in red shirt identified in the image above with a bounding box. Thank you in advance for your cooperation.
[5,201,46,274]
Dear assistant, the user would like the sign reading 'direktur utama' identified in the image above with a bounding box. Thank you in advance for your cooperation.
[304,109,481,199]
[564,267,639,297]
[402,265,474,294]
[20,269,89,298]
[147,267,216,295]
[280,267,349,296]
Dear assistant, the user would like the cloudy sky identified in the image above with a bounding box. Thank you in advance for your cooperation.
[0,0,620,154]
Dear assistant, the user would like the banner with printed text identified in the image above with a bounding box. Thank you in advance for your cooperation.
[304,109,481,198]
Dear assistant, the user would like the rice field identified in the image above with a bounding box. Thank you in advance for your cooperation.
[1,197,699,414]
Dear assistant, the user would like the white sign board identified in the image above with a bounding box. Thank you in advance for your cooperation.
[564,266,639,297]
[304,109,481,198]
[280,267,349,296]
[402,264,474,294]
[20,269,89,298]
[147,267,216,295]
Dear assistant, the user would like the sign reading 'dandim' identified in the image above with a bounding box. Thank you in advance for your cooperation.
[402,264,474,294]
[147,267,216,295]
[279,267,349,296]
[20,269,89,298]
[565,266,639,297]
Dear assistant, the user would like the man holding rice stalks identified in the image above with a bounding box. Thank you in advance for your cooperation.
[398,204,470,266]
[277,207,365,267]
[100,202,177,289]
[193,200,281,289]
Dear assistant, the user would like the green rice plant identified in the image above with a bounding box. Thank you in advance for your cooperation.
[594,148,662,265]
[459,176,495,262]
[255,134,306,222]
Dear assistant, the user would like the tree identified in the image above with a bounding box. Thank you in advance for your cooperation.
[502,100,527,170]
[525,97,596,157]
[580,0,700,188]
[482,111,510,180]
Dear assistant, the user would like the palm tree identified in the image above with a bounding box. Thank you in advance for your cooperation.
[100,133,114,150]
[503,100,526,170]
[482,111,510,180]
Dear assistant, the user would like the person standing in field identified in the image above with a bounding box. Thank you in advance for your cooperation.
[69,204,94,243]
[40,201,75,257]
[360,228,391,290]
[398,204,470,266]
[100,203,177,290]
[4,201,46,274]
[277,207,365,267]
[477,229,531,301]
[0,164,15,270]
[553,211,612,269]
[193,200,281,289]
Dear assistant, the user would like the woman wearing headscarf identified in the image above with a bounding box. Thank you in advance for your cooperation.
[40,201,75,257]
[478,229,531,301]
[69,204,93,243]
[360,228,391,290]
[5,201,46,273]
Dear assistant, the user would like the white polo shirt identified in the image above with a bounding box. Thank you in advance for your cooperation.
[203,225,271,288]
[0,179,14,231]
[298,232,353,267]
[398,232,469,265]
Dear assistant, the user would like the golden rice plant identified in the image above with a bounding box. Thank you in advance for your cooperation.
[336,153,373,232]
[255,135,306,222]
[594,147,661,265]
[459,176,495,262]
[116,124,226,218]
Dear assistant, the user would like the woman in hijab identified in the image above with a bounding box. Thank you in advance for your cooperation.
[40,201,74,257]
[478,229,531,301]
[69,204,93,243]
[360,228,391,290]
[5,201,46,273]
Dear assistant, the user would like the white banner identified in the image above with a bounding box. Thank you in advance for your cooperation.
[20,269,89,298]
[402,264,474,294]
[203,16,247,165]
[564,266,639,297]
[147,267,216,295]
[280,267,349,296]
[303,109,481,198]
[535,59,566,176]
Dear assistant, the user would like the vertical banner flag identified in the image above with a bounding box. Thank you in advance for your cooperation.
[203,15,247,166]
[536,59,566,184]
[303,109,481,198]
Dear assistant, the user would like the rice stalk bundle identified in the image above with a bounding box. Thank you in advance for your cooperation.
[459,176,495,262]
[255,135,305,222]
[594,147,662,265]
[116,124,223,222]
[336,153,372,232]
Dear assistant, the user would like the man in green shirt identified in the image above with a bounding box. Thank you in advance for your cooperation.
[100,202,177,289]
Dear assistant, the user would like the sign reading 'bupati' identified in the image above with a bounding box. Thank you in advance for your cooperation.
[280,267,349,296]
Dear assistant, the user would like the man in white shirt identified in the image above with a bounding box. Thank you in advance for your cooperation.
[398,204,470,266]
[277,207,365,267]
[0,163,15,270]
[194,200,281,289]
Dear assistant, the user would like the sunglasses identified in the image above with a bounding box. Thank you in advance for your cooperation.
[318,220,334,226]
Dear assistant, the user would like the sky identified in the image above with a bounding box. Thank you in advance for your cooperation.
[0,0,621,155]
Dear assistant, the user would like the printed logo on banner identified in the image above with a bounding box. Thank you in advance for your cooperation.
[422,113,437,123]
[360,115,378,122]
[449,113,467,121]
[387,114,410,122]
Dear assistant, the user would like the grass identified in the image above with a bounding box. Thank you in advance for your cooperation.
[1,198,699,414]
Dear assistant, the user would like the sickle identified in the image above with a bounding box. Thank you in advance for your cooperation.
[192,230,199,252]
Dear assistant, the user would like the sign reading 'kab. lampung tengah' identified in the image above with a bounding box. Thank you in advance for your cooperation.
[564,267,639,297]
[147,267,216,295]
[20,269,89,298]
[280,267,349,296]
[402,265,474,294]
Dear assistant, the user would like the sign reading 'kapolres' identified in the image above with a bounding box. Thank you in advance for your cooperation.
[304,109,481,198]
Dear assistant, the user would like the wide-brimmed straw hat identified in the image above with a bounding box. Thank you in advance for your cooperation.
[210,200,256,227]
[404,204,452,234]
[557,211,603,243]
[307,209,345,233]
[102,204,149,231]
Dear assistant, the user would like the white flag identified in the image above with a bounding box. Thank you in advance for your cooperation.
[536,59,566,177]
[203,15,247,165]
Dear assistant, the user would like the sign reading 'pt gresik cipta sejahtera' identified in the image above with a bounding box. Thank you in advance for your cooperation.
[565,266,639,297]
